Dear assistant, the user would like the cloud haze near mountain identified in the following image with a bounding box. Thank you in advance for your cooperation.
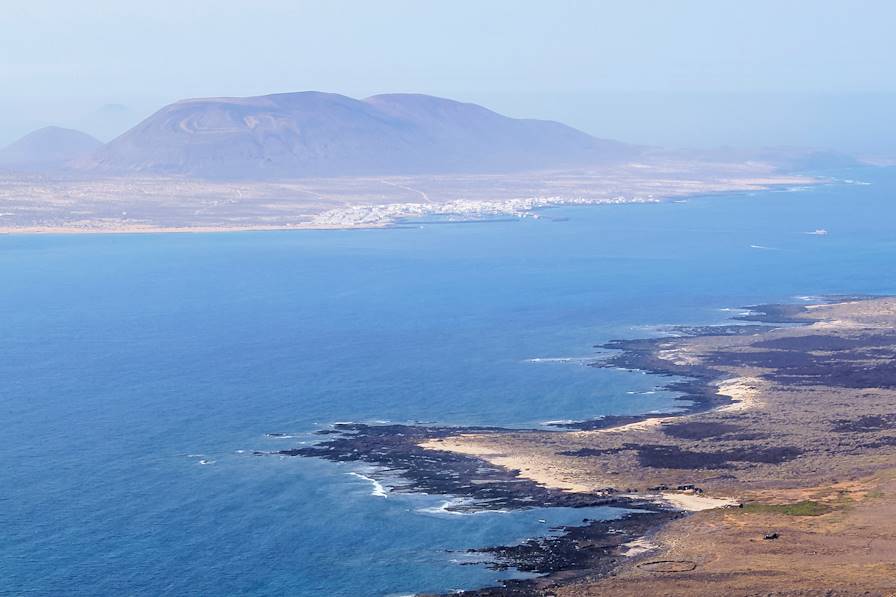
[1,1,894,153]
[74,92,635,178]
[0,127,101,169]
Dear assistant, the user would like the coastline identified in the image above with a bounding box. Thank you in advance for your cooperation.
[0,167,818,235]
[281,296,896,595]
[0,222,383,235]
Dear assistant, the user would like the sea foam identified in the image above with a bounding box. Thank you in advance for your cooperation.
[347,472,388,498]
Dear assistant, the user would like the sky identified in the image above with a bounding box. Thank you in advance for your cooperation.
[2,0,894,153]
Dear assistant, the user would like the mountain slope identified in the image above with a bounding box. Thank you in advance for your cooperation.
[79,92,638,178]
[0,126,102,170]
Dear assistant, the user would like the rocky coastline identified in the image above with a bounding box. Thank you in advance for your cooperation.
[267,297,896,595]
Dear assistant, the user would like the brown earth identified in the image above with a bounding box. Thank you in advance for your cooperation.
[422,298,896,595]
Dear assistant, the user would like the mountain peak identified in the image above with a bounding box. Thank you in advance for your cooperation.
[0,126,102,170]
[78,91,637,179]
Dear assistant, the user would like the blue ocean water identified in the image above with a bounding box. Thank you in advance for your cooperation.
[2,167,895,596]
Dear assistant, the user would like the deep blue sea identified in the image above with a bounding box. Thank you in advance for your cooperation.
[2,167,894,596]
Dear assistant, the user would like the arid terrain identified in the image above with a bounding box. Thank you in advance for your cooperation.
[417,298,896,595]
[289,297,896,596]
[0,159,813,233]
[555,472,896,596]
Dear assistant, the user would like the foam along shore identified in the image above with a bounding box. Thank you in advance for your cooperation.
[435,297,896,594]
[284,297,896,595]
[422,431,744,512]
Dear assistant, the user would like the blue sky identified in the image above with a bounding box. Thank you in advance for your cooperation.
[2,0,894,152]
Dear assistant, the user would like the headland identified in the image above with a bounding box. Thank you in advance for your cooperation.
[278,296,896,595]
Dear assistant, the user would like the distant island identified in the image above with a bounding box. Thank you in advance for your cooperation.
[0,91,852,234]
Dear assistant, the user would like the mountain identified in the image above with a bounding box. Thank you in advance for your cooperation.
[78,92,639,179]
[0,126,102,170]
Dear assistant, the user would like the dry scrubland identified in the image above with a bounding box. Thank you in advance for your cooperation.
[423,298,896,595]
[0,160,813,233]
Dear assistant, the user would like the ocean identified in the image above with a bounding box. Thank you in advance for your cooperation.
[2,167,894,596]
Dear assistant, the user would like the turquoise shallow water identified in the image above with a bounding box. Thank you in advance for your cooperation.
[1,167,895,596]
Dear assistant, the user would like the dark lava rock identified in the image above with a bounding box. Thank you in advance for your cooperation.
[456,509,683,596]
[660,421,745,440]
[735,303,811,323]
[832,414,896,433]
[634,444,803,469]
[280,423,623,512]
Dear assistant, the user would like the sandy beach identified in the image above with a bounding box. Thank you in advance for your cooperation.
[272,292,896,596]
[409,297,896,595]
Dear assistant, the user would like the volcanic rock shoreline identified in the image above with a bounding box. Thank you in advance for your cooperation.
[276,423,690,594]
[272,296,896,595]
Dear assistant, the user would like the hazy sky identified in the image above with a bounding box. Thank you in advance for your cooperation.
[2,0,894,152]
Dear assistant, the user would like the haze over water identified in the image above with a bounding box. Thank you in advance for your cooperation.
[2,167,895,595]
